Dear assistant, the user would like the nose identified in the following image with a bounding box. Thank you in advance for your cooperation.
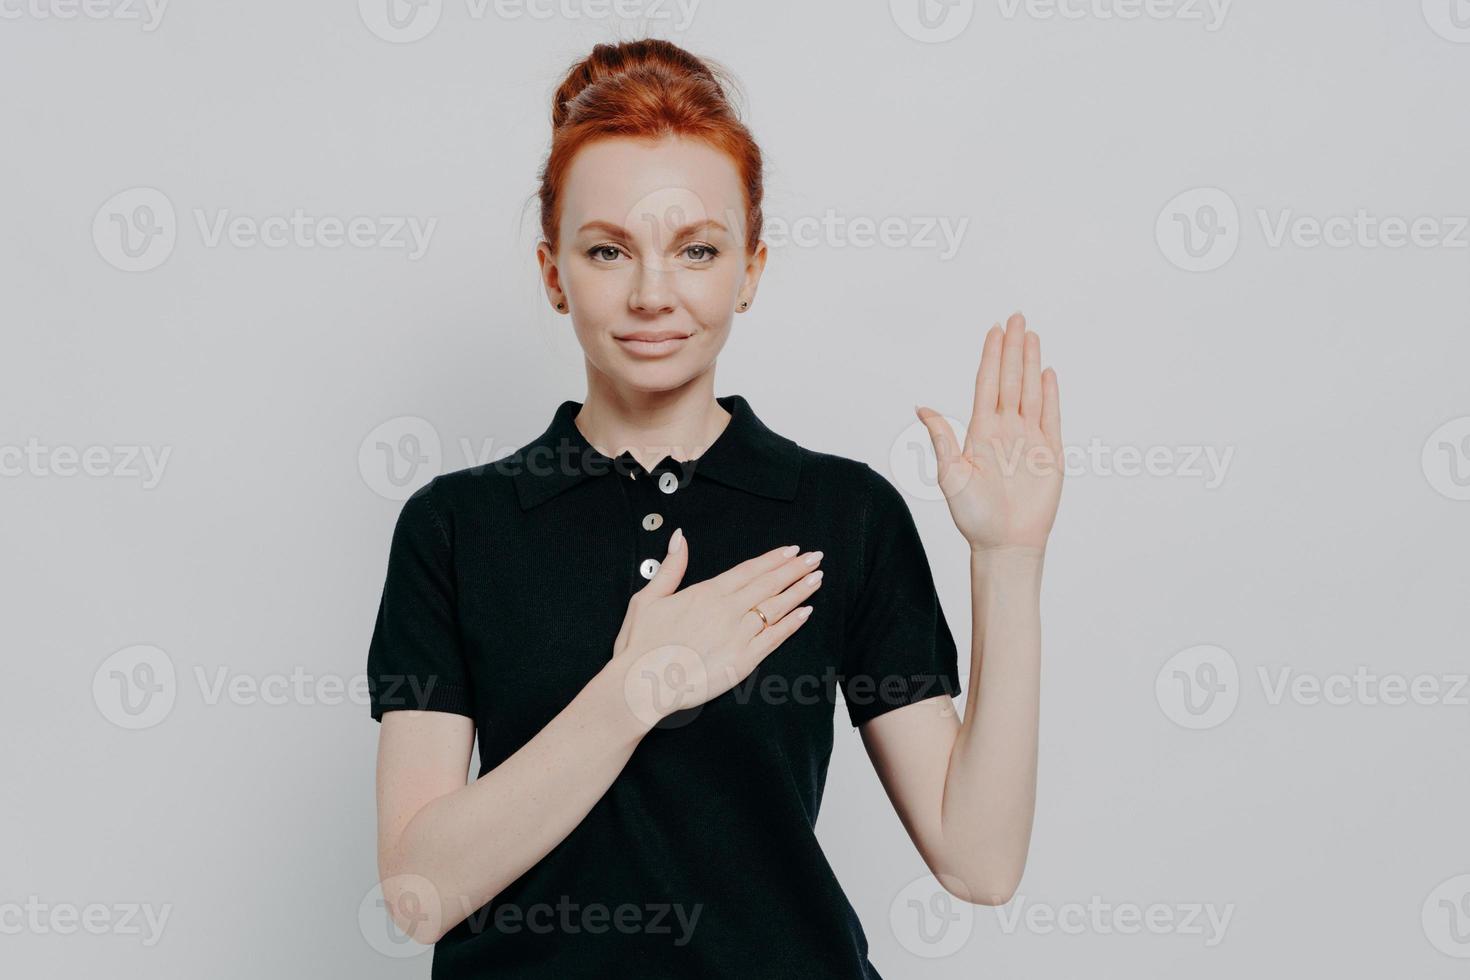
[629,261,676,315]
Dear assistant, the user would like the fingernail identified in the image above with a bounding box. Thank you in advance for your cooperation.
[796,606,812,619]
[804,570,823,586]
[670,527,684,553]
[804,551,823,565]
[782,544,799,557]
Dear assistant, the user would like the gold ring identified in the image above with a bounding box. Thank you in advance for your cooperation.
[749,605,769,631]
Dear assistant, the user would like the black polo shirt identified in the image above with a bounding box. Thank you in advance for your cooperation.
[367,393,962,979]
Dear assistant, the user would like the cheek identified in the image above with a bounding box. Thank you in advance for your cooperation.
[563,267,625,330]
[674,271,741,320]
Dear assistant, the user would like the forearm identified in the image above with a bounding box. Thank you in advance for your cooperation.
[939,546,1044,902]
[383,665,652,942]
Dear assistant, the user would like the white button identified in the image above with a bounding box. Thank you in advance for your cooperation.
[658,471,679,494]
[639,558,661,579]
[642,512,664,531]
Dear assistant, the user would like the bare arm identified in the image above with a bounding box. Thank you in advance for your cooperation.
[857,547,1042,906]
[861,311,1062,905]
[376,665,650,944]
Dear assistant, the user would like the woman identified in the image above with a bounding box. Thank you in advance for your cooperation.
[367,38,1063,979]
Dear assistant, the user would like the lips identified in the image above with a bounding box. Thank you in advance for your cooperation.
[616,331,690,342]
[614,331,692,358]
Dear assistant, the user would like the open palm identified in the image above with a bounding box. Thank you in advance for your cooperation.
[915,312,1064,553]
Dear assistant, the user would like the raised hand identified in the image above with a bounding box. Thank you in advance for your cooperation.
[915,311,1063,553]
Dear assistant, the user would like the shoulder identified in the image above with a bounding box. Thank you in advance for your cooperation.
[425,458,519,501]
[788,443,905,516]
[394,449,529,533]
[789,442,876,490]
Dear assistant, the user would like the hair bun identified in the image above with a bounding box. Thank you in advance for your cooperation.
[551,38,733,130]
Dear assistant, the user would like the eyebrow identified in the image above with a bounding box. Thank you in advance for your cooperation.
[576,218,730,240]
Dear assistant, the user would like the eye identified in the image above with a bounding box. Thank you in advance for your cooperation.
[683,243,719,263]
[586,244,624,262]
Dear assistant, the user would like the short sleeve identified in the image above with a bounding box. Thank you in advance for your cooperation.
[366,479,476,723]
[839,465,962,728]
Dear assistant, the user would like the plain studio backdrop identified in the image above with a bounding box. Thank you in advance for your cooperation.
[2,1,1467,977]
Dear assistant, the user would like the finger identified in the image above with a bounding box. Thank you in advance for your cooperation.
[733,549,823,613]
[739,561,824,642]
[1021,330,1042,422]
[974,323,1004,419]
[915,404,960,469]
[998,311,1026,413]
[1041,366,1062,445]
[711,543,804,595]
[639,526,688,599]
[741,602,814,670]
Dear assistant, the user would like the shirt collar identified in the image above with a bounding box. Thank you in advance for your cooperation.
[508,393,802,510]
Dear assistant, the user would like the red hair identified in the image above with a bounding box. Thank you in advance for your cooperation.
[537,38,764,256]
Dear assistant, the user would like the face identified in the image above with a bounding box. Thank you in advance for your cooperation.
[537,135,766,393]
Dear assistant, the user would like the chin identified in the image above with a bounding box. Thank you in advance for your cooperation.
[615,367,697,393]
[595,353,697,392]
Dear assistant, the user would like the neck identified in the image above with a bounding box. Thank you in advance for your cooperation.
[574,371,732,472]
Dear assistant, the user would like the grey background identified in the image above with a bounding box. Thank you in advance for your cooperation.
[3,1,1468,977]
